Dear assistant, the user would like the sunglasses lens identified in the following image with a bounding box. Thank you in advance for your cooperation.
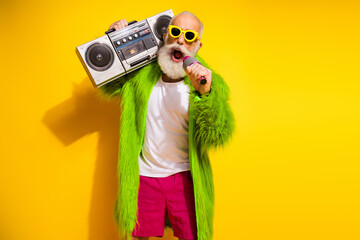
[171,27,181,37]
[185,31,195,41]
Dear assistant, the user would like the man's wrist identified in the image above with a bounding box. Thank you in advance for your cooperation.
[196,89,211,98]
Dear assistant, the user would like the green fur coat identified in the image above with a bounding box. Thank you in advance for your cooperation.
[99,55,235,240]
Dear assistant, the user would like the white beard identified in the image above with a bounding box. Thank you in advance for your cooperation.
[157,39,200,80]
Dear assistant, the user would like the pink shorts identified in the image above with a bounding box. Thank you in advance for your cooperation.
[132,171,197,239]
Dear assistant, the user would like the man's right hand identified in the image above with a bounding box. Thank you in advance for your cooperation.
[109,19,128,31]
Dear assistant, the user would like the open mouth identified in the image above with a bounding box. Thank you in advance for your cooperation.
[171,49,183,62]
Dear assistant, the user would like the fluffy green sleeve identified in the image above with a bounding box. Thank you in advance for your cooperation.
[189,56,235,149]
[97,61,161,100]
[97,70,138,99]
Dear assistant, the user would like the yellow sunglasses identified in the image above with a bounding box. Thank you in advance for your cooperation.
[168,25,200,42]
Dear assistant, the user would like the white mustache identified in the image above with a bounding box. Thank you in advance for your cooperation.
[162,41,200,58]
[164,43,192,57]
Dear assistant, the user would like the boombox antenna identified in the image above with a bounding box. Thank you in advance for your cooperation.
[105,20,138,34]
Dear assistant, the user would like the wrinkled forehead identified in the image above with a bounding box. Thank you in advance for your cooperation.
[171,14,201,33]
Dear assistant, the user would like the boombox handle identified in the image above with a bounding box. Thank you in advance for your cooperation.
[105,20,138,34]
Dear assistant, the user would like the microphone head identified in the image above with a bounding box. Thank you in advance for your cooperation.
[183,56,200,71]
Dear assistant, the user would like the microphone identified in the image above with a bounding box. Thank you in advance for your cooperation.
[183,56,207,85]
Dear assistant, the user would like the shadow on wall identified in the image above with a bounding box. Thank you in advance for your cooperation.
[43,79,120,239]
[42,79,177,240]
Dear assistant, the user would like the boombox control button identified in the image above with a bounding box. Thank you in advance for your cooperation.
[128,36,132,40]
[116,41,121,45]
[134,34,138,38]
[122,39,127,43]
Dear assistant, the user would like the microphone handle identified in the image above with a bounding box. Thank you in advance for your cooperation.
[188,62,207,85]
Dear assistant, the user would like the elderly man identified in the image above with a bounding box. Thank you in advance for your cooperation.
[102,11,234,240]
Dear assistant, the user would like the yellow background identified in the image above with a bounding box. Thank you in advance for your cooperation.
[1,0,359,239]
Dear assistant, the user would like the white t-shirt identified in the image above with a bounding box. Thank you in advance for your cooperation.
[138,76,190,177]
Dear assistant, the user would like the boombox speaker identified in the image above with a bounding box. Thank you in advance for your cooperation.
[76,9,174,87]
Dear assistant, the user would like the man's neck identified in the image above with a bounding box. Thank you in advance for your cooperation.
[162,74,184,83]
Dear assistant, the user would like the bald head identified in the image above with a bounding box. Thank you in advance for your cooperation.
[169,11,203,38]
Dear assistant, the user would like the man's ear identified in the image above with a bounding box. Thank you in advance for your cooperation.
[199,41,203,49]
[162,33,167,41]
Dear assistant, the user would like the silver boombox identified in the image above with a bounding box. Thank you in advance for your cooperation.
[76,9,174,87]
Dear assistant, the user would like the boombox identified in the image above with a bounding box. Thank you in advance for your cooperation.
[76,9,174,87]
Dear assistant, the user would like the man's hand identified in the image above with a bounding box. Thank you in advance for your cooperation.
[186,63,212,95]
[109,19,128,31]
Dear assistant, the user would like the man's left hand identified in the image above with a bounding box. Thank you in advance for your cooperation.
[186,63,212,95]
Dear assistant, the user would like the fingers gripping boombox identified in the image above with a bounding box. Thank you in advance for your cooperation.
[76,9,174,87]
